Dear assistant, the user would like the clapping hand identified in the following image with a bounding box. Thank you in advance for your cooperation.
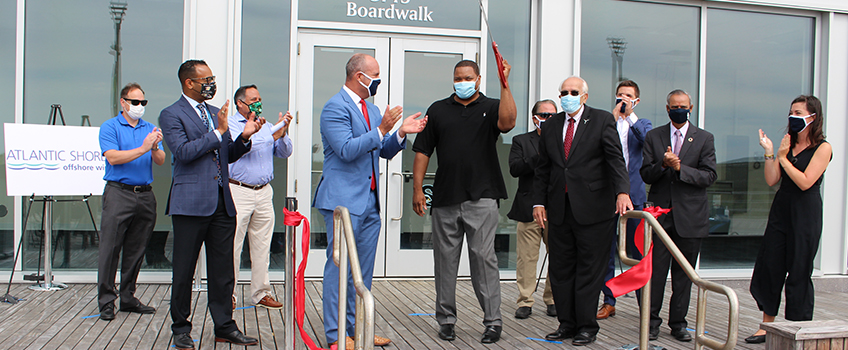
[216,100,230,135]
[398,113,426,138]
[242,110,266,139]
[272,112,293,140]
[663,146,680,171]
[758,129,773,154]
[777,134,791,160]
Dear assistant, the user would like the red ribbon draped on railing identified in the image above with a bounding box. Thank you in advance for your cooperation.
[605,206,671,298]
[283,208,329,350]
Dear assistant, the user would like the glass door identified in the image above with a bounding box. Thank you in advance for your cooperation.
[295,33,390,277]
[384,38,478,277]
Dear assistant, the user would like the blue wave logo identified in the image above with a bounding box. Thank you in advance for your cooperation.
[7,163,60,171]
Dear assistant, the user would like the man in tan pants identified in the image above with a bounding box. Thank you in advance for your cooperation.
[228,84,293,309]
[507,100,557,319]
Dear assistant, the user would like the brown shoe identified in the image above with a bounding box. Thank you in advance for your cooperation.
[329,337,354,349]
[256,295,283,309]
[373,335,392,346]
[596,303,616,319]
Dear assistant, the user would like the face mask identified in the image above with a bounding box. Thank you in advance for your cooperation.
[454,78,479,100]
[788,114,815,133]
[668,108,689,124]
[533,116,546,129]
[196,81,217,100]
[358,72,381,97]
[561,95,582,114]
[126,104,145,120]
[615,98,638,112]
[241,100,262,117]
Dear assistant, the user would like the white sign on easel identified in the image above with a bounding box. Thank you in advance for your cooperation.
[4,123,106,196]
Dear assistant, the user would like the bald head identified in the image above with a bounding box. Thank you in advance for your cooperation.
[560,76,589,95]
[346,53,378,81]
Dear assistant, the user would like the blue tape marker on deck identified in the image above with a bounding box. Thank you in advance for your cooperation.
[171,339,199,347]
[686,328,708,334]
[81,314,100,319]
[527,337,562,344]
[235,305,256,310]
[407,313,435,316]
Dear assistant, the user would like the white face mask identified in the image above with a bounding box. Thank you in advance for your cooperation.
[126,104,145,120]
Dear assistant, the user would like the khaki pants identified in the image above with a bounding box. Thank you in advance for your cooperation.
[515,221,553,308]
[230,183,275,304]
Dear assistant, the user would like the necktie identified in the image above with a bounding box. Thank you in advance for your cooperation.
[563,117,575,193]
[360,99,376,191]
[197,103,223,187]
[673,129,683,156]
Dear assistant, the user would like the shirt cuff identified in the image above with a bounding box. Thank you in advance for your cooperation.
[213,129,222,142]
[533,204,544,208]
[396,131,405,145]
[626,114,638,126]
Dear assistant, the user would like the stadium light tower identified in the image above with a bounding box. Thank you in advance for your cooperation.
[110,1,128,118]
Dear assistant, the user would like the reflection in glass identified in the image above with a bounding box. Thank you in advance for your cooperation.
[310,47,375,250]
[581,0,699,128]
[0,1,15,269]
[22,1,183,270]
[400,51,460,250]
[701,9,813,268]
[240,0,292,272]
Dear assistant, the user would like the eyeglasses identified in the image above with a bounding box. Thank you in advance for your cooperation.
[124,98,148,106]
[560,90,582,97]
[535,112,555,119]
[190,76,216,83]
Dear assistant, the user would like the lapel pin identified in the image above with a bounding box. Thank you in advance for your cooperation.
[583,119,590,125]
[688,137,693,142]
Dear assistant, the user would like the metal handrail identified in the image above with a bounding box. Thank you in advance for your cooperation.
[333,206,375,350]
[618,210,739,350]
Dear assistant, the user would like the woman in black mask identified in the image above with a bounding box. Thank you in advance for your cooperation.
[745,95,832,344]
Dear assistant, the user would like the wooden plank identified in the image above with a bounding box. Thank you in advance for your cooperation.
[27,284,98,350]
[133,284,173,350]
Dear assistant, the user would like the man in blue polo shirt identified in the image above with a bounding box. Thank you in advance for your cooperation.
[97,82,165,321]
[228,84,292,310]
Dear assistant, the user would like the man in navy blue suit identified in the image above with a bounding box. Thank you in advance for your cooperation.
[597,80,652,320]
[159,59,262,350]
[312,53,426,348]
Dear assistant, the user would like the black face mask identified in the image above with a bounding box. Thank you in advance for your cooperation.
[788,114,813,133]
[358,72,381,98]
[196,81,217,100]
[668,108,689,124]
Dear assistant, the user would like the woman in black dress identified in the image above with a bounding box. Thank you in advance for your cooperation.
[745,95,832,344]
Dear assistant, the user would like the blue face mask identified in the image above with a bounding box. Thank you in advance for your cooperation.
[668,108,689,124]
[561,95,582,114]
[358,71,381,97]
[454,78,478,100]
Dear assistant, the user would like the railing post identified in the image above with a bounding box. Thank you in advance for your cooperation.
[285,197,297,350]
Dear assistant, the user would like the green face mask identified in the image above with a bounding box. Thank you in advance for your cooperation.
[241,100,262,116]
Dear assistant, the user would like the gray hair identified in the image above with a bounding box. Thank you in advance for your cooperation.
[666,89,692,105]
[345,53,370,79]
[560,76,589,94]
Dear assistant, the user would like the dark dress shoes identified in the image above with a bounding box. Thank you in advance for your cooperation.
[745,334,766,344]
[173,333,195,350]
[215,329,258,346]
[545,327,575,341]
[572,331,596,346]
[438,324,455,341]
[121,303,156,314]
[546,304,557,317]
[481,325,501,344]
[649,327,659,340]
[99,304,115,321]
[514,306,532,319]
[671,328,692,342]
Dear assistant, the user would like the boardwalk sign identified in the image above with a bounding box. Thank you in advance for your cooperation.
[4,123,105,196]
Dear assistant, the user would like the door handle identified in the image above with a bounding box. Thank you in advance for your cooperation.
[391,172,404,221]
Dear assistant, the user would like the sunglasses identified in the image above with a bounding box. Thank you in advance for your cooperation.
[560,90,582,97]
[190,75,216,83]
[124,98,148,106]
[535,112,555,119]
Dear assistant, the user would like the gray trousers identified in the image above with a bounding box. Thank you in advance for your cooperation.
[432,198,502,327]
[97,184,156,310]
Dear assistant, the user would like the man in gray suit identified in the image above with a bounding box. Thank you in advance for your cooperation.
[159,59,261,350]
[640,89,717,342]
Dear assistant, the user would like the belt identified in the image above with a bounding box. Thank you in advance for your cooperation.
[228,178,268,190]
[107,181,152,193]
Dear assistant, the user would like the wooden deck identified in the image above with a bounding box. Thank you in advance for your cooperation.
[1,279,847,349]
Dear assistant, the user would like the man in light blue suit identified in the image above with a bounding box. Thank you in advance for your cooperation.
[159,59,262,349]
[313,53,427,347]
[597,80,653,320]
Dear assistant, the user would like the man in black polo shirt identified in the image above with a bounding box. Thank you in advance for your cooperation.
[412,59,516,344]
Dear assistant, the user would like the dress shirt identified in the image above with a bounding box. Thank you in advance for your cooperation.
[670,120,690,154]
[182,93,222,142]
[616,113,638,170]
[227,112,293,185]
[342,85,406,145]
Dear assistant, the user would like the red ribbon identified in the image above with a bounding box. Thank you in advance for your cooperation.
[283,208,330,350]
[605,206,671,298]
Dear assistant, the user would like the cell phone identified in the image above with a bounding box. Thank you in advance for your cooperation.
[615,98,626,113]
